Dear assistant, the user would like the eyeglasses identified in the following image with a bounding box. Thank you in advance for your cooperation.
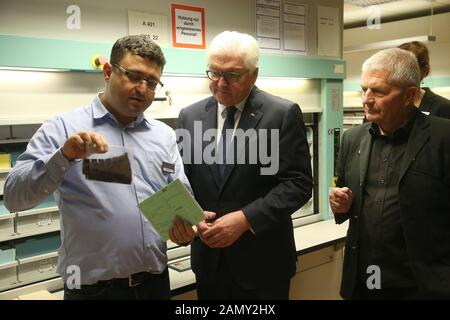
[206,69,250,83]
[112,63,164,92]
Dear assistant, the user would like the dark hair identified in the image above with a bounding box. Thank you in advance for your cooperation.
[110,34,166,70]
[398,41,429,74]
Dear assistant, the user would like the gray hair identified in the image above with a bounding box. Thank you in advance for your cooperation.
[207,31,260,70]
[362,48,420,89]
[110,34,166,70]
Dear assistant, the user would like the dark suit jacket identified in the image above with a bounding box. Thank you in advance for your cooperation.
[419,87,450,119]
[178,86,312,289]
[335,109,450,299]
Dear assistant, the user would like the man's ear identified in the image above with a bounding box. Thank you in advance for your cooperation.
[404,86,418,105]
[251,67,259,85]
[253,67,259,78]
[103,62,112,82]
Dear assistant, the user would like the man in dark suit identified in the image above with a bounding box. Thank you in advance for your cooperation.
[176,31,312,299]
[330,48,450,299]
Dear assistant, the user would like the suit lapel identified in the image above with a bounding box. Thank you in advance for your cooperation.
[399,112,430,181]
[201,98,221,188]
[220,87,263,189]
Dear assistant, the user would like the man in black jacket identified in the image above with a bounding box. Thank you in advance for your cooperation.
[330,48,450,299]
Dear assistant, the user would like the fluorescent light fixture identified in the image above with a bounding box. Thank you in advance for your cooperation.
[0,66,69,72]
[344,35,436,53]
[165,73,207,78]
[344,0,398,6]
[258,76,310,80]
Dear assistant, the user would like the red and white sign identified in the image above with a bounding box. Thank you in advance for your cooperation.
[171,3,206,49]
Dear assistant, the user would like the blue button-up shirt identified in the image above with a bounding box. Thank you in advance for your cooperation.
[4,94,191,285]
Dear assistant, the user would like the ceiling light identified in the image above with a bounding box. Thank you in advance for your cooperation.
[0,66,69,72]
[344,0,399,7]
[344,34,436,53]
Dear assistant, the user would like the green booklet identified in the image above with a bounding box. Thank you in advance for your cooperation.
[138,179,206,241]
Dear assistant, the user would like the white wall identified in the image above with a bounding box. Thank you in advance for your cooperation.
[0,0,343,123]
[0,0,343,56]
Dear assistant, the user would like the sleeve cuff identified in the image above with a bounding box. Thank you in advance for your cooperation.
[46,148,78,181]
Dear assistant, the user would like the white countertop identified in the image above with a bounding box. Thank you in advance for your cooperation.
[294,219,348,254]
[169,219,349,292]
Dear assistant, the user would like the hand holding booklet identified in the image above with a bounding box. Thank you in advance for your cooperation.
[138,179,206,241]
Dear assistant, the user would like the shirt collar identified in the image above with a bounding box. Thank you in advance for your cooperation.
[369,108,417,142]
[92,93,151,128]
[218,98,246,118]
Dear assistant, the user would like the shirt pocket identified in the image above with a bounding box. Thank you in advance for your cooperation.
[136,151,172,192]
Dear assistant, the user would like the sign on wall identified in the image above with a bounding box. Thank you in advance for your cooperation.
[171,3,206,49]
[256,0,307,55]
[128,11,168,47]
[317,6,340,58]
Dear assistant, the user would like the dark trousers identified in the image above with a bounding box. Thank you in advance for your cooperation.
[64,268,170,300]
[196,257,290,300]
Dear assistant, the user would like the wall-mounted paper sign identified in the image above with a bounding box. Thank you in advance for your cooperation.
[171,3,205,49]
[317,6,340,58]
[128,11,168,47]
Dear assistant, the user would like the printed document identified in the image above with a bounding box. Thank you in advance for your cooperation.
[138,179,206,241]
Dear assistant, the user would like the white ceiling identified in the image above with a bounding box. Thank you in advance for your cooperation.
[344,0,450,28]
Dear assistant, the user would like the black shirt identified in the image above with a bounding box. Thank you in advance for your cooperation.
[358,111,417,288]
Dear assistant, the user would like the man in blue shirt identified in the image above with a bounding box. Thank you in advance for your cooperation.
[4,35,195,300]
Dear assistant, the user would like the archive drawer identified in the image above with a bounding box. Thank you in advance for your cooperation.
[0,247,18,290]
[15,234,61,284]
[17,251,59,283]
[16,208,60,235]
[16,195,59,235]
[0,212,15,239]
